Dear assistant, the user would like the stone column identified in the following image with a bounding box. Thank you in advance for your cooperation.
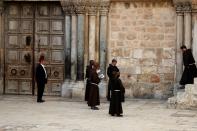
[184,3,192,48]
[175,5,184,83]
[76,9,85,80]
[71,15,77,80]
[193,17,197,63]
[99,9,108,76]
[88,10,97,61]
[84,12,89,75]
[0,3,4,94]
[64,14,71,79]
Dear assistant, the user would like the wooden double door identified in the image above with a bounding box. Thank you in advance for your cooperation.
[4,2,65,96]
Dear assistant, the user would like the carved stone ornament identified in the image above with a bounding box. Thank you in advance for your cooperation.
[11,69,17,76]
[60,0,110,15]
[173,0,192,12]
[0,1,4,15]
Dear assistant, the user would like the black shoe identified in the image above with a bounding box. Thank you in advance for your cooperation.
[117,114,123,117]
[179,85,185,89]
[37,100,45,103]
[111,114,115,116]
[37,100,42,103]
[91,106,99,110]
[41,100,45,102]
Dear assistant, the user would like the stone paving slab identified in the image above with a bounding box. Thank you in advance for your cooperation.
[0,95,197,131]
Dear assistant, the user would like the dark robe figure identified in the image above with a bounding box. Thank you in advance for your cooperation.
[109,72,125,117]
[107,59,119,101]
[85,60,94,101]
[36,55,48,103]
[180,45,197,87]
[88,62,101,110]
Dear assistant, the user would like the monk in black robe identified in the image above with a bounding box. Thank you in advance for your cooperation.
[85,60,95,101]
[180,45,197,88]
[109,72,125,117]
[88,62,101,110]
[107,59,119,101]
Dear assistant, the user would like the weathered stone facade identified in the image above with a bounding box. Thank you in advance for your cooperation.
[109,1,176,99]
[0,0,197,100]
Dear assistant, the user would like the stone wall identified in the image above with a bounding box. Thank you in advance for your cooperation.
[109,1,176,99]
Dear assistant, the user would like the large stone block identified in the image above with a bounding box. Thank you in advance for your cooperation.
[131,82,154,99]
[98,81,107,98]
[72,81,85,99]
[133,49,143,59]
[194,77,197,84]
[0,79,3,95]
[143,49,156,59]
[61,81,73,98]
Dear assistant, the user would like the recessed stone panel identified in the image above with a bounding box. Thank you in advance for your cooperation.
[51,51,64,63]
[51,36,63,48]
[8,35,18,47]
[22,5,33,17]
[51,82,61,92]
[21,20,33,33]
[8,5,19,16]
[36,21,49,32]
[51,21,63,33]
[8,20,18,31]
[38,6,49,16]
[20,81,32,93]
[7,50,19,63]
[38,35,49,46]
[51,6,63,16]
[7,80,18,91]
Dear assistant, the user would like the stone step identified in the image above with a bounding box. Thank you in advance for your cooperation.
[167,96,177,109]
[185,84,194,94]
[194,77,197,84]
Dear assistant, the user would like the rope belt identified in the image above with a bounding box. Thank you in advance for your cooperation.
[189,63,195,66]
[114,90,121,92]
[91,83,98,86]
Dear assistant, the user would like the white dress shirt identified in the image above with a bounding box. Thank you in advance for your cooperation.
[41,64,47,78]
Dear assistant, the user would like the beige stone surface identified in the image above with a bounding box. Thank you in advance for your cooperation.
[1,95,197,131]
[168,78,197,109]
[109,1,176,98]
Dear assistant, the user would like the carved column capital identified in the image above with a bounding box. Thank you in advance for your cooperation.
[175,2,192,13]
[61,0,110,15]
[99,1,110,16]
[183,2,192,12]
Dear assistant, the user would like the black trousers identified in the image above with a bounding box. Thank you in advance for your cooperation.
[37,83,45,101]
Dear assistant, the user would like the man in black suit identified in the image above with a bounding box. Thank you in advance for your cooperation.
[36,55,47,103]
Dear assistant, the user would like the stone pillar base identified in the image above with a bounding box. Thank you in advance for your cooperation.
[98,80,107,99]
[61,80,85,99]
[61,80,108,99]
[0,79,3,95]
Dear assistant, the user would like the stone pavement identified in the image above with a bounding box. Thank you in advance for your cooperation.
[0,95,197,131]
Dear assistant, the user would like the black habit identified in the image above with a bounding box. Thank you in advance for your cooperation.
[85,65,92,101]
[109,77,125,116]
[180,49,197,85]
[88,69,100,107]
[107,64,119,101]
[36,63,47,102]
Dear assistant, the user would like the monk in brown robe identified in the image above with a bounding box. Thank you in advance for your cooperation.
[88,62,101,110]
[85,60,95,101]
